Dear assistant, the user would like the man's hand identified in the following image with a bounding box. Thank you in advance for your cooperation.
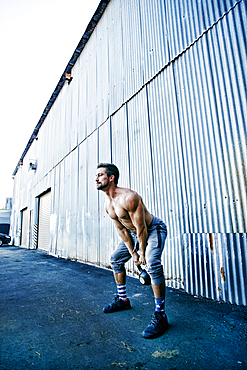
[132,251,146,266]
[132,251,141,266]
[138,252,146,265]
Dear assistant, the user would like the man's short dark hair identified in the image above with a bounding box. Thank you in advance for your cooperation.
[97,163,119,185]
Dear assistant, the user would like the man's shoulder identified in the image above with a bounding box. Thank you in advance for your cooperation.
[118,187,139,199]
[118,187,141,210]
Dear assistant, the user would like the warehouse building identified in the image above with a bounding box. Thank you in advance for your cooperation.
[11,0,246,305]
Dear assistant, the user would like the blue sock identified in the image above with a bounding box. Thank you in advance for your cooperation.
[155,297,165,314]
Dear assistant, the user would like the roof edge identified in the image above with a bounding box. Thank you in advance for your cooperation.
[13,0,110,176]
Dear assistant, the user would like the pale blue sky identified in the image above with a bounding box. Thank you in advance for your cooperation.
[0,0,100,208]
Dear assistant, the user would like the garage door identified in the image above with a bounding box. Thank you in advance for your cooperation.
[21,208,28,246]
[38,191,51,251]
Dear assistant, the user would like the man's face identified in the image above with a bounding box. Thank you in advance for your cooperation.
[95,168,110,191]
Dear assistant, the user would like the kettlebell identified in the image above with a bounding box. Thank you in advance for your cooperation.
[137,265,151,285]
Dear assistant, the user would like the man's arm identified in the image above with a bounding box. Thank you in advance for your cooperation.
[113,218,135,255]
[125,194,148,265]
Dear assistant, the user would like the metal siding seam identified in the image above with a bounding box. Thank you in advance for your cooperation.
[203,234,210,298]
[230,234,239,304]
[198,233,203,296]
[206,234,213,299]
[219,235,226,302]
[236,233,247,305]
[188,234,193,294]
[240,234,247,305]
[225,234,233,303]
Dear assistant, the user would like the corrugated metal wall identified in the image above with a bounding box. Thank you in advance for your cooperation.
[11,0,246,305]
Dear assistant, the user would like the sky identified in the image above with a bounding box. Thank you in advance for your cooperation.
[0,0,101,209]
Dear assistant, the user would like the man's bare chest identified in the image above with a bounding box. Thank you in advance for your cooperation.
[107,202,129,221]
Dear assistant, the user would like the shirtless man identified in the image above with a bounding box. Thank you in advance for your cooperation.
[95,163,168,339]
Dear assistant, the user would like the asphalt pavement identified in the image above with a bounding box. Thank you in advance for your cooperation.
[0,246,246,370]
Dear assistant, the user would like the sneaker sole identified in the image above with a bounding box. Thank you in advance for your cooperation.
[142,321,169,339]
[103,305,132,313]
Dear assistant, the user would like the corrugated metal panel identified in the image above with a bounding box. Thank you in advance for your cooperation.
[139,0,169,83]
[111,107,131,189]
[56,159,67,257]
[127,88,154,210]
[98,118,113,266]
[183,233,247,305]
[121,0,144,102]
[147,68,187,289]
[111,107,134,275]
[85,131,99,264]
[65,149,79,259]
[96,13,110,124]
[173,2,247,234]
[107,0,125,114]
[166,0,241,60]
[77,140,88,262]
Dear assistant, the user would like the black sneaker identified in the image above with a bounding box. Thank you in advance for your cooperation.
[103,296,132,313]
[142,312,168,339]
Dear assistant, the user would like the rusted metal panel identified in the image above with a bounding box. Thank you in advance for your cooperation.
[183,233,247,305]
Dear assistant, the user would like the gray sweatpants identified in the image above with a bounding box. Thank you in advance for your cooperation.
[110,216,167,285]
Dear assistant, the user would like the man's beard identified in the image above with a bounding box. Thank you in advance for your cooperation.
[96,179,109,191]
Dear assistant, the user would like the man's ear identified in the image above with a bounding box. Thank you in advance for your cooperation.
[109,175,115,182]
